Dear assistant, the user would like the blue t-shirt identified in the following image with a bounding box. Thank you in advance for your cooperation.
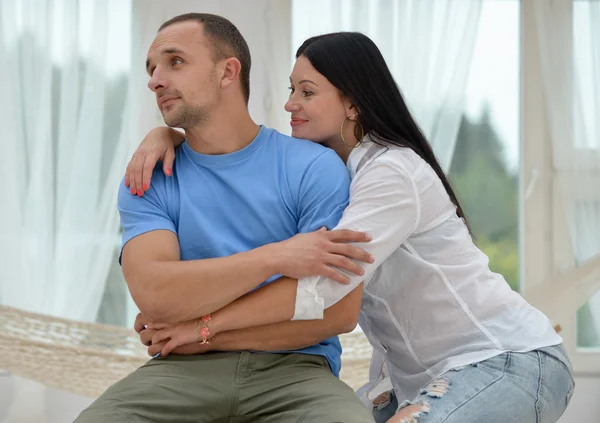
[118,126,350,376]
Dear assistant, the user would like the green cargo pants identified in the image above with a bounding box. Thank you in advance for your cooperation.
[75,351,375,422]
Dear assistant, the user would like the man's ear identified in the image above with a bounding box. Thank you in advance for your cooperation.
[219,57,242,89]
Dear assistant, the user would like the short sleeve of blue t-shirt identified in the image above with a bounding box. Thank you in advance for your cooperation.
[296,148,350,234]
[117,169,177,258]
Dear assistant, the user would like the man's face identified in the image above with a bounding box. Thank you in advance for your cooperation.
[146,21,220,128]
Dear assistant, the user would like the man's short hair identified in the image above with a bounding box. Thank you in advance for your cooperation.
[160,13,251,104]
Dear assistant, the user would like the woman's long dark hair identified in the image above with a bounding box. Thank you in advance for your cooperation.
[297,32,469,227]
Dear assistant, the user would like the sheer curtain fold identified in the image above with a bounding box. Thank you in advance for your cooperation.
[0,0,154,322]
[0,0,165,420]
[291,0,483,170]
[527,0,600,329]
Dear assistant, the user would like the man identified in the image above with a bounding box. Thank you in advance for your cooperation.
[75,13,374,423]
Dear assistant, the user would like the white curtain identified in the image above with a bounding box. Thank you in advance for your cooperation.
[527,0,600,337]
[0,0,126,321]
[0,0,164,420]
[291,0,483,170]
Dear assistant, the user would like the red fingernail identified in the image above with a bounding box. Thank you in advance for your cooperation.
[137,189,143,197]
[125,179,130,187]
[143,184,148,191]
[130,187,135,195]
[167,168,172,176]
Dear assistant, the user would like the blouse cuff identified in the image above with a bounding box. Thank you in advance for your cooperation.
[292,276,325,320]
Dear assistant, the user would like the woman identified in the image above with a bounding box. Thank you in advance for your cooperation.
[126,32,574,423]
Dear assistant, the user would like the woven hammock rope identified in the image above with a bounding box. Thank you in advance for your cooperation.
[0,305,373,398]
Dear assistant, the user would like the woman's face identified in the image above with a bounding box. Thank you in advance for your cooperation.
[284,56,349,144]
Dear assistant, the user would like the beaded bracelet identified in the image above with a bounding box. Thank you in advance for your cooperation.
[197,314,212,344]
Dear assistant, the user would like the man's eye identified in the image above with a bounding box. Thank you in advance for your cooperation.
[172,58,183,66]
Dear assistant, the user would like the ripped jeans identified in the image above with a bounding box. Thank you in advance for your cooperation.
[373,345,574,423]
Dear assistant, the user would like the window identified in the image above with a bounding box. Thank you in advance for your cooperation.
[576,200,600,349]
[569,0,600,353]
[572,0,600,347]
[521,0,600,373]
[573,1,599,153]
[448,0,520,291]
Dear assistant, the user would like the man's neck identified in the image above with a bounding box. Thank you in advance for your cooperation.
[184,103,260,155]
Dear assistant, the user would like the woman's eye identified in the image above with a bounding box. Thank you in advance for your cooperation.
[303,91,313,97]
[172,58,183,66]
[288,86,295,93]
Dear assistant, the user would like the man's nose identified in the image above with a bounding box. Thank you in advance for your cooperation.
[148,68,167,92]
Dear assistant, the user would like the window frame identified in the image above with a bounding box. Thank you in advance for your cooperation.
[521,0,600,374]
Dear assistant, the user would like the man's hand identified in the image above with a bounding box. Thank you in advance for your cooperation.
[134,312,153,335]
[147,338,212,357]
[149,320,200,357]
[135,312,158,350]
[135,313,211,357]
[273,228,374,284]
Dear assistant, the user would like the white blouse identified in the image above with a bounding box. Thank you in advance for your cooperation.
[292,137,562,404]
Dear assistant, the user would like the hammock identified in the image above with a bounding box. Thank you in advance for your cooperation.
[0,305,372,397]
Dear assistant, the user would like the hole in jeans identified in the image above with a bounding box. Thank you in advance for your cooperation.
[419,378,450,398]
[395,400,432,423]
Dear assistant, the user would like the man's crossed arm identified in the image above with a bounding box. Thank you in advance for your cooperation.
[123,228,370,325]
[139,281,364,357]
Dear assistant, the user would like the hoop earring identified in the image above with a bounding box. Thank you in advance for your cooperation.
[340,116,365,149]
